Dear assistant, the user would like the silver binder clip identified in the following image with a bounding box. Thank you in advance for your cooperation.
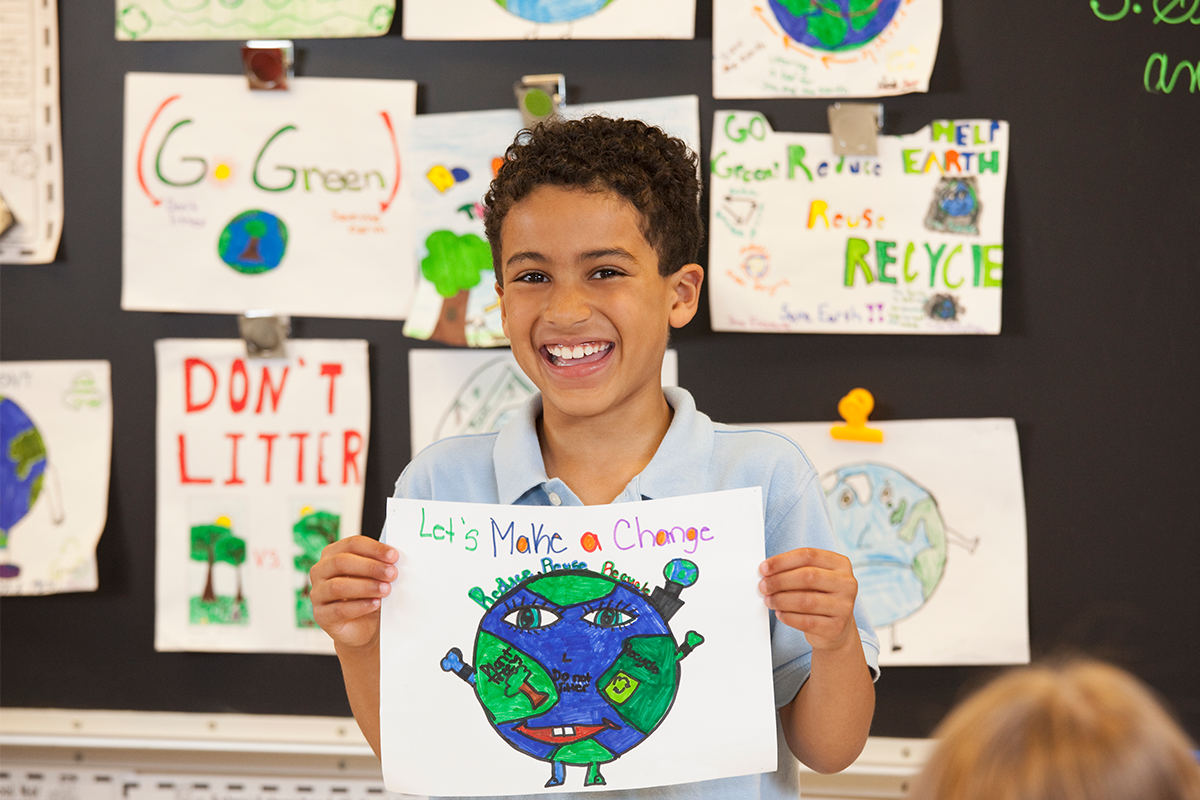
[238,311,290,359]
[828,102,884,157]
[242,40,294,91]
[514,74,566,129]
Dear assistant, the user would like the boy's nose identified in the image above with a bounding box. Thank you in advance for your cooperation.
[544,282,591,326]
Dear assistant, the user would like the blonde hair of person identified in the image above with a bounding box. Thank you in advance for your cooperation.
[909,658,1200,800]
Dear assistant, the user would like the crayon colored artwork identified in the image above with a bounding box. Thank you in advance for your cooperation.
[442,559,704,788]
[713,0,942,98]
[0,362,112,596]
[122,73,416,320]
[115,0,395,40]
[708,113,1009,335]
[404,0,693,39]
[155,340,369,653]
[379,490,777,795]
[408,349,679,457]
[403,96,700,347]
[747,419,1029,666]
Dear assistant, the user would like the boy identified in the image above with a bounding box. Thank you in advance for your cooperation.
[310,116,879,799]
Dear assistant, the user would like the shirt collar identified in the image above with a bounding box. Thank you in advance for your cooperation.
[492,387,714,505]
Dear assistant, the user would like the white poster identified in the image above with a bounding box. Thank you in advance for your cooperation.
[116,0,395,40]
[0,361,112,595]
[749,418,1028,666]
[404,95,700,347]
[0,0,63,264]
[380,488,776,795]
[123,74,417,319]
[713,0,941,98]
[408,349,679,458]
[403,0,695,40]
[709,112,1008,334]
[155,339,369,653]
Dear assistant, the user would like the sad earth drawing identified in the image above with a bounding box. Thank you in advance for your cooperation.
[441,558,703,788]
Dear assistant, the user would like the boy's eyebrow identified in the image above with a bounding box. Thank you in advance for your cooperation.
[504,247,639,270]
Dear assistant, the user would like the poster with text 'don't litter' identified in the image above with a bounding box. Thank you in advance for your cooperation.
[123,73,416,319]
[380,489,776,796]
[155,339,368,653]
[709,112,1008,334]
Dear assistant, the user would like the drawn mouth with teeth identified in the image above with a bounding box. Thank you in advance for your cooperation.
[513,719,620,744]
[545,342,612,367]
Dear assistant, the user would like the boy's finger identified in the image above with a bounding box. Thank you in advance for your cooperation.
[758,565,856,598]
[322,534,399,563]
[311,550,398,584]
[759,548,849,577]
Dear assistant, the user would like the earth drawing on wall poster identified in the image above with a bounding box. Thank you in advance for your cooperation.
[441,558,705,788]
[0,397,46,578]
[495,0,615,23]
[767,0,902,51]
[822,462,978,650]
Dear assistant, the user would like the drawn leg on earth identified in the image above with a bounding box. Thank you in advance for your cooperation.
[545,761,566,787]
[585,762,606,786]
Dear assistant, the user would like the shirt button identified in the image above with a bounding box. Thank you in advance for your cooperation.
[548,491,562,506]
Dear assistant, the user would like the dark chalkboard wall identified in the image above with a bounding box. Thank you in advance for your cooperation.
[2,0,1198,741]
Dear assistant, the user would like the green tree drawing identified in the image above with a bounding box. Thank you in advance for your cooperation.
[293,509,340,598]
[190,520,244,603]
[215,533,247,604]
[421,230,493,346]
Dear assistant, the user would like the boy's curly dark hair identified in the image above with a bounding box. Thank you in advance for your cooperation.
[483,115,703,284]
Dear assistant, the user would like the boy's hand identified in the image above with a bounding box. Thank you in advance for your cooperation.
[758,548,859,652]
[310,535,399,650]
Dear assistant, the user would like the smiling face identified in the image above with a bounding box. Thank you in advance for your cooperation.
[472,570,682,765]
[496,185,703,426]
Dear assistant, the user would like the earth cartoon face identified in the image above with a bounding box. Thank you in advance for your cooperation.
[441,559,702,788]
[822,463,947,628]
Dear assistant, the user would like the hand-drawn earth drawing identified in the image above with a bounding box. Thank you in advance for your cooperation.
[924,176,982,235]
[435,357,536,442]
[822,462,977,650]
[495,0,615,23]
[767,0,902,52]
[442,559,704,788]
[0,396,46,578]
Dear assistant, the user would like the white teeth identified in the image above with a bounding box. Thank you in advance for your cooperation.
[572,345,585,358]
[551,726,576,737]
[548,342,610,362]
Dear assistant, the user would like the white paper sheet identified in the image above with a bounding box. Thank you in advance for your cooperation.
[0,361,112,595]
[713,0,942,98]
[154,339,369,653]
[408,349,678,458]
[115,0,395,40]
[403,0,695,40]
[0,0,64,264]
[380,488,776,795]
[747,418,1029,666]
[709,112,1008,334]
[404,95,701,347]
[123,74,416,319]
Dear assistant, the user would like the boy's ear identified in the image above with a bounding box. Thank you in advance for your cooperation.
[668,264,704,329]
[495,281,509,339]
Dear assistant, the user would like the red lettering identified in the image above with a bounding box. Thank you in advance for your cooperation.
[178,433,213,484]
[230,359,249,413]
[343,429,363,484]
[259,433,278,484]
[290,432,309,483]
[255,365,289,413]
[224,433,244,485]
[185,358,217,413]
[317,432,329,485]
[320,363,343,414]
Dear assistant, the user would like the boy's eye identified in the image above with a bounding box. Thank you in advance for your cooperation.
[591,267,623,280]
[582,607,637,628]
[502,605,560,630]
[513,271,549,284]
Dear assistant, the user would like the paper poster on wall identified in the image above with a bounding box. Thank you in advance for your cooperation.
[408,349,678,458]
[123,73,417,319]
[0,361,112,596]
[403,0,695,40]
[709,112,1008,334]
[404,95,700,347]
[115,1,395,40]
[712,0,941,98]
[745,418,1028,666]
[379,488,776,795]
[0,0,63,264]
[154,339,369,653]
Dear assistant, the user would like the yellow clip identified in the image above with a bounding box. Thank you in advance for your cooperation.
[831,388,884,443]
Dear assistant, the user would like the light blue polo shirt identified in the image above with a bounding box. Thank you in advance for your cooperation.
[394,386,880,800]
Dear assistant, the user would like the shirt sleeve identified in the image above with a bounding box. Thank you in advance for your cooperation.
[764,452,881,709]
